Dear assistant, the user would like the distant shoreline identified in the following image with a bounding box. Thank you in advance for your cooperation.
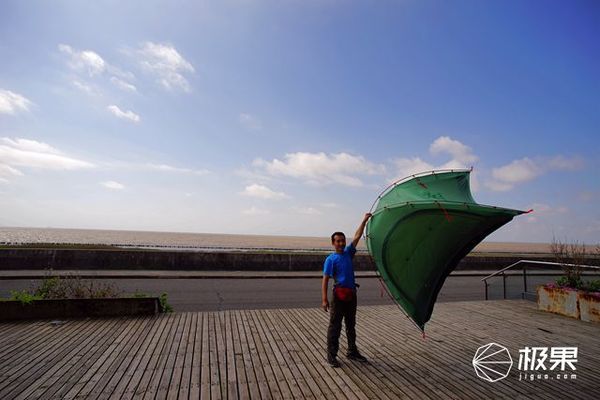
[0,243,560,258]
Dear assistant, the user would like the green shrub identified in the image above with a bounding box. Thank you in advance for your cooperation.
[9,290,43,305]
[132,290,149,298]
[159,292,173,313]
[580,279,600,293]
[555,275,582,289]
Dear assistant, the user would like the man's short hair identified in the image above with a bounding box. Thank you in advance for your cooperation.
[331,231,346,243]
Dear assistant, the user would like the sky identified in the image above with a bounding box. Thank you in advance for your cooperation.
[0,0,598,243]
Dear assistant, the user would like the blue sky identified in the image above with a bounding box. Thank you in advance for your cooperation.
[0,0,598,243]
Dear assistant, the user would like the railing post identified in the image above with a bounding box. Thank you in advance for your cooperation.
[502,273,506,300]
[484,280,488,301]
[523,265,527,299]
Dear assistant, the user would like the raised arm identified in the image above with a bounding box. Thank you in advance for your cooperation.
[351,213,372,248]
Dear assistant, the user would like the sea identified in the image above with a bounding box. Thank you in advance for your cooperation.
[0,226,553,254]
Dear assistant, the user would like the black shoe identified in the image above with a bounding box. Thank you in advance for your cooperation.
[346,351,368,362]
[327,356,340,368]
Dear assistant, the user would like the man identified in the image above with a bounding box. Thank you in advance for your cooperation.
[322,212,372,367]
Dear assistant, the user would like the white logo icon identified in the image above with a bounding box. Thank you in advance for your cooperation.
[472,342,513,382]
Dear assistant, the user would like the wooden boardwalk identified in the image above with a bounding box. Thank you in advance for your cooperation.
[0,300,598,399]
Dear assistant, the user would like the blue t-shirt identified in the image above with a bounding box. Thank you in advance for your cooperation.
[323,243,357,289]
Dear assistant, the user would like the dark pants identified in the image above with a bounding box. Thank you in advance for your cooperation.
[327,289,357,359]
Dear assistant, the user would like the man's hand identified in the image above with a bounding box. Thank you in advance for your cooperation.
[321,298,329,312]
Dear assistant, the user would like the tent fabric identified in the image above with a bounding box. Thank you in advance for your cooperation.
[365,169,528,331]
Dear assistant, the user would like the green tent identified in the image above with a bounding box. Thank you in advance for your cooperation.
[365,169,530,332]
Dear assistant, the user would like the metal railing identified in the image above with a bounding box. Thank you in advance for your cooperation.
[482,260,600,300]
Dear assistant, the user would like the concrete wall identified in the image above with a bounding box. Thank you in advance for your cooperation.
[0,248,556,271]
[0,297,159,320]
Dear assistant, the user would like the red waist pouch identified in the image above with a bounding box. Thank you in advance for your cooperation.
[334,286,354,302]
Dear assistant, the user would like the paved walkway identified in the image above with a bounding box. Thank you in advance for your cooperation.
[0,300,598,399]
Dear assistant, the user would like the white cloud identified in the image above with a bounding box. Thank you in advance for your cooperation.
[252,152,384,187]
[107,105,140,123]
[291,206,322,215]
[320,202,338,208]
[392,136,476,180]
[392,157,435,178]
[242,206,270,215]
[491,158,541,184]
[136,42,194,92]
[0,164,24,183]
[239,113,262,131]
[59,44,106,76]
[59,44,136,94]
[0,89,33,115]
[100,180,125,190]
[430,136,478,165]
[483,180,513,192]
[578,191,595,202]
[144,163,209,175]
[71,80,101,96]
[487,155,584,191]
[110,76,137,92]
[546,155,584,171]
[240,183,288,200]
[522,202,568,223]
[0,137,94,179]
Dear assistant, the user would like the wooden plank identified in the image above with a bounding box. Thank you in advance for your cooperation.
[261,309,325,399]
[0,318,88,379]
[356,306,487,399]
[189,312,202,399]
[174,311,197,400]
[200,312,211,400]
[230,310,250,399]
[165,311,192,400]
[214,312,228,400]
[0,320,52,353]
[239,309,273,399]
[58,316,141,400]
[0,317,104,399]
[269,307,346,400]
[129,313,180,399]
[250,309,306,399]
[274,308,358,400]
[288,307,383,400]
[51,316,139,400]
[29,317,142,400]
[244,309,288,399]
[142,312,184,400]
[91,317,156,400]
[0,300,598,400]
[112,314,171,400]
[233,309,261,400]
[224,310,239,400]
[208,312,223,400]
[92,315,167,399]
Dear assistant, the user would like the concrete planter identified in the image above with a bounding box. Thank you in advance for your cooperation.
[0,297,160,321]
[537,285,600,323]
[537,286,579,319]
[578,292,600,323]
